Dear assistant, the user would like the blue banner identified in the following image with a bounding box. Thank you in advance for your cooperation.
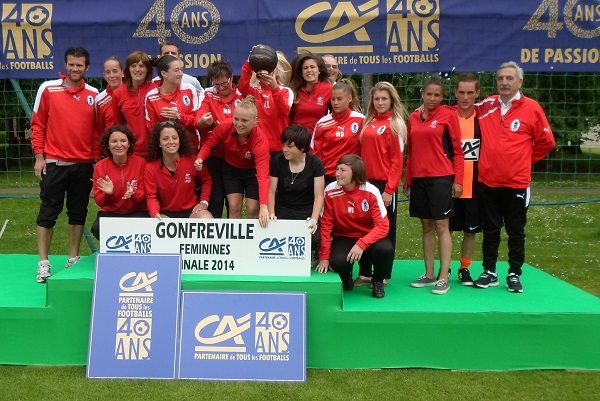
[87,254,181,380]
[178,291,306,381]
[1,0,599,79]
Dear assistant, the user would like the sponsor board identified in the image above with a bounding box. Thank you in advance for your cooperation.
[87,254,181,379]
[100,218,311,277]
[178,291,306,381]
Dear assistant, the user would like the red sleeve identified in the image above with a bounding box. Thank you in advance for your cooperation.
[197,167,212,203]
[92,162,110,208]
[111,88,124,125]
[404,117,413,186]
[144,95,159,132]
[145,163,160,217]
[91,119,101,161]
[252,131,271,205]
[447,112,464,185]
[132,159,146,203]
[385,133,403,194]
[531,106,555,163]
[318,193,334,260]
[310,124,324,159]
[272,85,293,116]
[238,61,253,97]
[356,192,389,250]
[198,121,227,161]
[30,88,49,155]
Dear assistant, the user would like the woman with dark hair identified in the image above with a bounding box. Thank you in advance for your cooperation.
[288,52,332,133]
[112,51,155,156]
[145,55,201,150]
[267,124,325,262]
[95,56,123,134]
[91,125,147,240]
[145,121,212,219]
[311,79,364,184]
[316,155,393,298]
[404,77,464,295]
[195,96,270,225]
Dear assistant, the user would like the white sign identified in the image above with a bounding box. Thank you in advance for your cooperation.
[99,218,311,277]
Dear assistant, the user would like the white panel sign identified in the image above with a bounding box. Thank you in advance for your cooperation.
[99,218,311,277]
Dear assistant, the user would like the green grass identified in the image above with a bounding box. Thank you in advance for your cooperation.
[0,192,599,399]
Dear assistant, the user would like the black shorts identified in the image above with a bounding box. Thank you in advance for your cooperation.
[162,208,194,218]
[449,197,481,233]
[36,162,93,228]
[409,176,454,220]
[222,162,259,201]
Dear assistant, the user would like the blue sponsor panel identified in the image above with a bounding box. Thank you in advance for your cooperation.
[178,291,306,382]
[2,1,600,78]
[87,254,181,379]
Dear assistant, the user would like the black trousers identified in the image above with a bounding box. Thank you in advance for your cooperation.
[330,236,394,284]
[204,156,228,218]
[358,180,397,279]
[478,184,529,276]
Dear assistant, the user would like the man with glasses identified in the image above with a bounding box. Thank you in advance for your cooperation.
[195,60,243,218]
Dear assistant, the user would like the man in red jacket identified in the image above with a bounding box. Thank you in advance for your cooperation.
[473,62,555,293]
[31,47,99,283]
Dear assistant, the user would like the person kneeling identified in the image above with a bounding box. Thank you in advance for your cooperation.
[315,155,394,298]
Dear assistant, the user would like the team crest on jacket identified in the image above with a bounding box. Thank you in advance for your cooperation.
[351,122,359,134]
[87,96,94,106]
[377,125,386,135]
[130,180,138,189]
[317,97,324,105]
[183,95,191,107]
[511,119,521,132]
[185,173,192,183]
[430,120,438,129]
[361,199,369,212]
[244,151,252,159]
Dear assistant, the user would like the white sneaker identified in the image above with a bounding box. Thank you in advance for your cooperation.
[37,260,52,283]
[65,256,81,268]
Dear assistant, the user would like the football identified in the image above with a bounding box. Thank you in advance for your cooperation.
[249,45,278,74]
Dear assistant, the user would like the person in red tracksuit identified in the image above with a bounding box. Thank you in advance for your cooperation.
[145,55,200,150]
[311,79,364,184]
[472,62,555,293]
[91,125,147,239]
[238,48,293,156]
[112,51,156,156]
[289,52,332,133]
[356,81,407,287]
[195,96,270,225]
[404,77,464,295]
[316,155,394,299]
[195,60,244,218]
[145,121,212,219]
[31,47,100,283]
[95,56,123,134]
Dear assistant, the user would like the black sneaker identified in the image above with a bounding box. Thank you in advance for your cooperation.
[458,268,474,286]
[506,274,523,293]
[473,271,499,288]
[343,274,354,291]
[372,280,385,298]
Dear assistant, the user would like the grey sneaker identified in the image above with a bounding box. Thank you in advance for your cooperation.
[65,256,81,268]
[410,274,437,288]
[36,260,51,283]
[432,279,450,295]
